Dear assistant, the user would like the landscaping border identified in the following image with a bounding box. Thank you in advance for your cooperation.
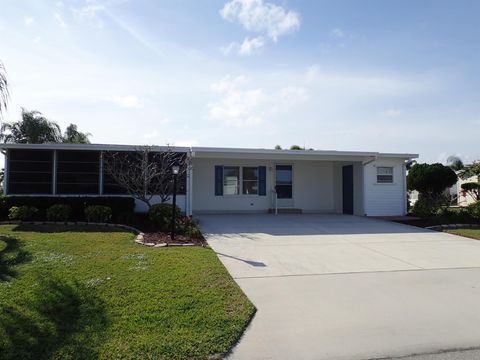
[426,224,480,231]
[0,221,198,247]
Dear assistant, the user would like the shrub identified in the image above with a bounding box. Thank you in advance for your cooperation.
[46,204,72,222]
[411,193,449,218]
[0,196,135,221]
[8,205,39,221]
[467,202,480,220]
[148,203,181,231]
[176,216,202,238]
[85,205,112,223]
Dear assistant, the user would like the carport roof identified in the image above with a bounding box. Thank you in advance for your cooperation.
[191,147,418,161]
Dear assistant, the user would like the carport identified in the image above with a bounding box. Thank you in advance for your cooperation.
[199,214,480,360]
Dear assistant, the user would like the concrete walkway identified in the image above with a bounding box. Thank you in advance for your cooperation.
[198,214,480,360]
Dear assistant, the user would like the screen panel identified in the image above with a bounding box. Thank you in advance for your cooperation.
[8,149,53,194]
[56,150,100,194]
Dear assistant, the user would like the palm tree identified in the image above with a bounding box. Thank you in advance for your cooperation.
[63,123,91,144]
[0,61,9,118]
[0,108,62,143]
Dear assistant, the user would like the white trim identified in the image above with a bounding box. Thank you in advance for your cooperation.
[402,162,407,215]
[99,151,104,195]
[0,143,190,153]
[0,143,418,160]
[4,149,9,195]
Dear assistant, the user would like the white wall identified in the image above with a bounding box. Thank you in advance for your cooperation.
[191,158,335,213]
[363,158,406,216]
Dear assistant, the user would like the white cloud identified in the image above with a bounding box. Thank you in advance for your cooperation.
[24,16,34,27]
[220,0,300,42]
[222,36,265,56]
[208,75,268,127]
[173,139,199,147]
[54,12,67,28]
[381,109,402,117]
[329,28,345,39]
[72,3,105,28]
[208,75,308,127]
[107,95,143,108]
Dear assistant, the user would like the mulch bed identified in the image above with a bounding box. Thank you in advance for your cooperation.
[142,232,206,246]
[392,217,480,229]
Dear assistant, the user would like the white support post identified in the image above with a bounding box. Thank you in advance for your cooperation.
[187,164,193,216]
[52,150,57,195]
[3,149,9,195]
[402,161,407,215]
[99,151,104,195]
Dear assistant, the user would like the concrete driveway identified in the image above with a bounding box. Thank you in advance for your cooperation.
[198,214,480,360]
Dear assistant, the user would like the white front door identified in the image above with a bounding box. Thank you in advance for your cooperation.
[275,165,294,208]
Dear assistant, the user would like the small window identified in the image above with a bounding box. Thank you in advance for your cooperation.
[242,167,259,195]
[223,166,239,195]
[377,167,393,183]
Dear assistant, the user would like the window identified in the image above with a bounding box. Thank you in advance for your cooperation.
[242,167,259,195]
[377,167,393,183]
[223,166,240,195]
[275,165,293,198]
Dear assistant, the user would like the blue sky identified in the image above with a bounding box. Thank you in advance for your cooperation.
[0,0,479,162]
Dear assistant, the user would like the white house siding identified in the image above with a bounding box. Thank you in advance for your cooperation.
[191,158,335,213]
[363,158,406,216]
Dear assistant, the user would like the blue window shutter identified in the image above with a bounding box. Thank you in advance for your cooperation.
[215,166,223,196]
[258,166,266,196]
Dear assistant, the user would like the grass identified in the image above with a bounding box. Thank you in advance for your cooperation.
[0,224,255,360]
[445,228,480,240]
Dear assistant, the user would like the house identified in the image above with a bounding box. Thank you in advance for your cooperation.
[456,174,479,207]
[0,143,417,217]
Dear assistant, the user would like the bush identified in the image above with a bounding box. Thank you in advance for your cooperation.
[85,205,112,223]
[176,216,202,238]
[0,196,135,221]
[148,203,181,231]
[46,204,72,222]
[8,205,39,221]
[467,202,480,219]
[411,193,449,218]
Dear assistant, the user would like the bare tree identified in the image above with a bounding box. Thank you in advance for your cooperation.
[103,146,189,209]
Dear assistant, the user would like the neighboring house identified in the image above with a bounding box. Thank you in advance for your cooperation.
[0,143,417,217]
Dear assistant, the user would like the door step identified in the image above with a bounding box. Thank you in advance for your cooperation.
[268,208,303,214]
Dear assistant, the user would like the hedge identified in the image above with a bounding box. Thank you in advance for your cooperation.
[0,196,135,222]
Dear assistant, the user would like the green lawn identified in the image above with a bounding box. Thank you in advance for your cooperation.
[445,228,480,240]
[0,224,255,360]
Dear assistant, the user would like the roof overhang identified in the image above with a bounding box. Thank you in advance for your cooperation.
[0,143,190,153]
[0,143,419,161]
[191,147,418,162]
